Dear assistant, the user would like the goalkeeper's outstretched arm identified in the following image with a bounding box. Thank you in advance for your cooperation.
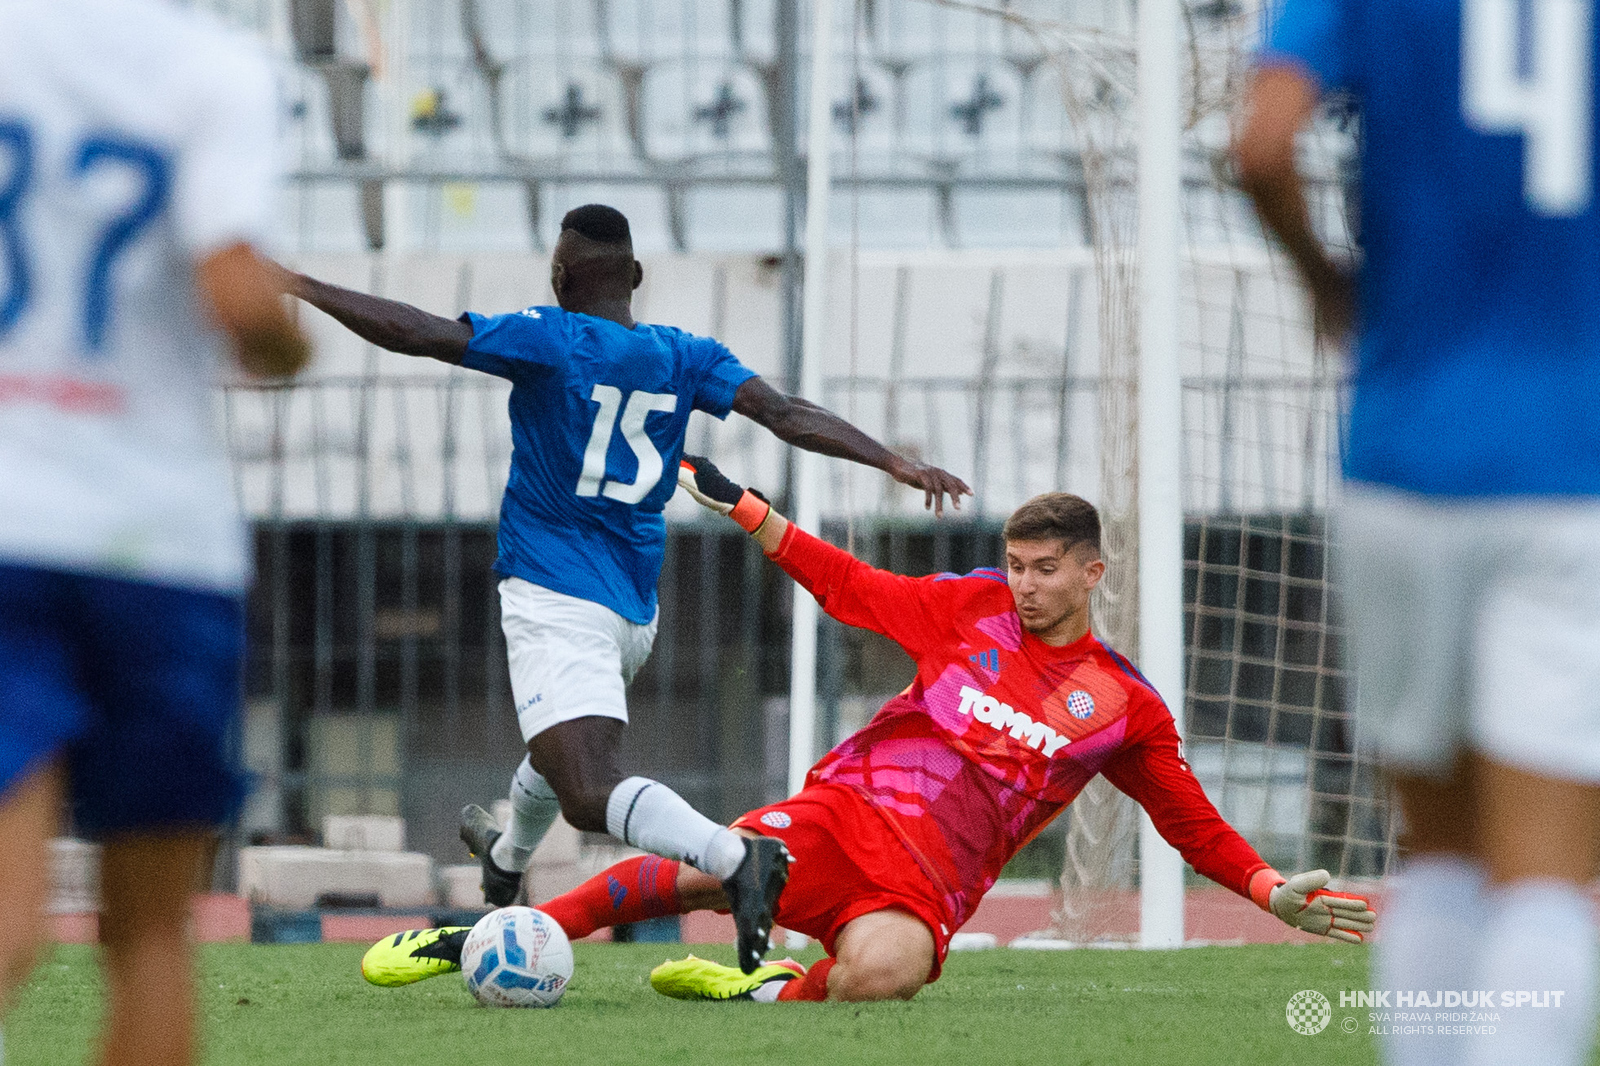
[1104,718,1377,943]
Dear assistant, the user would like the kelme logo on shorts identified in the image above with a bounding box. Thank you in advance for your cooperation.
[759,811,792,829]
[956,686,1071,757]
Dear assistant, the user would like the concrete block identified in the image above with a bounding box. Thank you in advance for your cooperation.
[529,816,581,866]
[238,846,435,909]
[323,815,405,852]
[524,861,582,905]
[439,864,491,910]
[526,837,638,905]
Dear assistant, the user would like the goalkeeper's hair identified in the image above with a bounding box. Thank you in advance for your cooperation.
[1003,493,1101,557]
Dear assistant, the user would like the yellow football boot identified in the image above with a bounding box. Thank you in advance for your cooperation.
[360,926,471,987]
[649,954,805,1001]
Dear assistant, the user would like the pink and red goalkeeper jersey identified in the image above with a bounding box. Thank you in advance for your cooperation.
[771,525,1270,933]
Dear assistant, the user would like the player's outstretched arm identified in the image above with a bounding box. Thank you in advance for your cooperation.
[1234,65,1354,340]
[731,376,971,515]
[289,271,473,364]
[1104,724,1376,943]
[198,244,310,378]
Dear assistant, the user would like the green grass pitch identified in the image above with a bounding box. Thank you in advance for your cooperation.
[10,941,1380,1065]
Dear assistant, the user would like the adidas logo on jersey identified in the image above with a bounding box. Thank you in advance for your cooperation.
[956,685,1071,757]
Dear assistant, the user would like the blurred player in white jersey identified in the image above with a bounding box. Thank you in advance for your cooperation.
[0,1,306,1063]
[1240,2,1600,1065]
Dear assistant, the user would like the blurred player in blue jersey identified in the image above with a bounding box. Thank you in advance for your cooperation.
[1239,3,1600,1064]
[0,1,307,1062]
[291,203,971,972]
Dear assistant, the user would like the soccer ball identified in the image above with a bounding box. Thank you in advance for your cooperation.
[461,906,573,1008]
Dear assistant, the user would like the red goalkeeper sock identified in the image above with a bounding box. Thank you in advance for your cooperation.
[539,855,682,940]
[776,958,835,1002]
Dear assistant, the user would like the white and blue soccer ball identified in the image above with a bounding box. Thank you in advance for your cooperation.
[461,906,573,1008]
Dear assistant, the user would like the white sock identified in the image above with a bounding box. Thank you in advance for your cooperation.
[749,980,787,1003]
[605,776,748,880]
[1373,854,1488,1066]
[1466,879,1598,1066]
[489,757,560,873]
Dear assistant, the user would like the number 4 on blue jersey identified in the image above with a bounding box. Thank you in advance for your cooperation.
[1462,0,1592,216]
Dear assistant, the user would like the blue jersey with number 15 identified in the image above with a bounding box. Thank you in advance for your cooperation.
[1266,0,1600,497]
[461,306,756,623]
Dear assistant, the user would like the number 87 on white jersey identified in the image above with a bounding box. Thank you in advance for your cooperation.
[0,0,282,593]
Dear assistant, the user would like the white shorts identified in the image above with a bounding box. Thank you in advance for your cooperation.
[498,577,659,742]
[1337,485,1600,783]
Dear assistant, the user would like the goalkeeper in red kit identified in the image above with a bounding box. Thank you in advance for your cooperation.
[363,458,1376,1002]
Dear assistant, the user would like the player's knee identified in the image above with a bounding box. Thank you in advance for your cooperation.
[832,942,932,1002]
[858,966,925,1002]
[833,957,926,1002]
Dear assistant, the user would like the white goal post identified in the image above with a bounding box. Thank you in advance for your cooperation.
[788,0,837,797]
[1135,0,1187,949]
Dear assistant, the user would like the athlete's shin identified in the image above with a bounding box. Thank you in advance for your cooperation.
[0,763,61,1014]
[605,777,747,880]
[490,757,561,873]
[1464,760,1600,1066]
[98,834,210,1066]
[1374,854,1487,1066]
[539,855,685,940]
[1467,880,1597,1066]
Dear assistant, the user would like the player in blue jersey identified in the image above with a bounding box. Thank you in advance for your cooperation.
[291,203,970,972]
[0,1,308,1062]
[1239,4,1600,1065]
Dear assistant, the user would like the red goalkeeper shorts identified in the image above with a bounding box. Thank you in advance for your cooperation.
[733,782,953,982]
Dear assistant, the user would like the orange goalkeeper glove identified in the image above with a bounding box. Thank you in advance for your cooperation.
[1249,868,1376,944]
[677,455,772,535]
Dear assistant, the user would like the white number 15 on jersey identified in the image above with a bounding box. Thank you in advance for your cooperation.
[575,385,678,505]
[1463,0,1594,216]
